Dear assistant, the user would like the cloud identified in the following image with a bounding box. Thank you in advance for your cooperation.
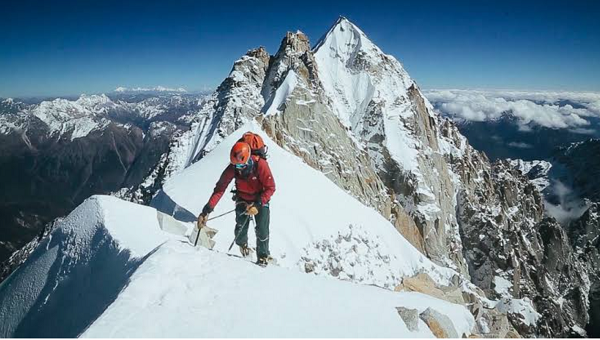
[507,142,532,149]
[569,127,596,135]
[543,179,589,225]
[424,89,600,130]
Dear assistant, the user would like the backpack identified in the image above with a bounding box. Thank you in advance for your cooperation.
[238,132,268,160]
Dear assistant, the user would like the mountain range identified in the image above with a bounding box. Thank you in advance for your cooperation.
[0,17,598,338]
[0,92,207,266]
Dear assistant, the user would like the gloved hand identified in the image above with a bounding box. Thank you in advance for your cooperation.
[246,203,259,216]
[198,204,213,227]
[197,214,208,227]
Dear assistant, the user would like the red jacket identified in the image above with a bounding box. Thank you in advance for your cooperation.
[207,158,276,209]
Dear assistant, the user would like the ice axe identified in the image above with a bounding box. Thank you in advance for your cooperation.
[194,223,204,247]
[193,208,235,247]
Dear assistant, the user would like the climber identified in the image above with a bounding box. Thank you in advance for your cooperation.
[198,137,276,266]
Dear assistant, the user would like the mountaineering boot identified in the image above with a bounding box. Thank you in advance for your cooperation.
[239,243,251,257]
[256,257,269,267]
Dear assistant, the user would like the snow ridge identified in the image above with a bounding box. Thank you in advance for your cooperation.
[0,196,170,337]
[0,124,476,337]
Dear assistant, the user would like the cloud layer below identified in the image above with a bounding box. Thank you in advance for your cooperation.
[424,89,600,131]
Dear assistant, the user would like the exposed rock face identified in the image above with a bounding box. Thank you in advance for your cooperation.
[185,47,270,165]
[308,20,590,336]
[449,150,589,336]
[313,18,467,273]
[396,272,523,338]
[570,202,600,336]
[507,159,552,194]
[474,307,520,338]
[396,307,420,332]
[395,272,464,305]
[261,31,392,216]
[420,307,459,338]
[536,218,589,336]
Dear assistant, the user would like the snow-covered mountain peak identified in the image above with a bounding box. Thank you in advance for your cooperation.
[28,96,113,140]
[75,93,114,107]
[0,97,26,115]
[1,92,202,142]
[313,17,413,130]
[314,16,383,62]
[34,93,115,116]
[32,94,117,120]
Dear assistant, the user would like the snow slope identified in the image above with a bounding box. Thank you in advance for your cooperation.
[0,196,171,338]
[161,120,458,289]
[0,119,475,337]
[83,242,472,338]
[264,70,298,116]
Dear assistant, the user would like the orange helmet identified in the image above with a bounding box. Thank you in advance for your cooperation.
[230,142,251,166]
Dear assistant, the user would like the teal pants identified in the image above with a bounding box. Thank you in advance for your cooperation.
[234,202,270,259]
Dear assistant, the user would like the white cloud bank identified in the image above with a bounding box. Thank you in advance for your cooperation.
[114,86,187,93]
[424,89,600,130]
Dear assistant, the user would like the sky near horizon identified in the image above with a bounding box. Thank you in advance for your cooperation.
[1,0,599,98]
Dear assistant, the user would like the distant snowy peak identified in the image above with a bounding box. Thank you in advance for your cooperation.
[28,94,116,140]
[0,98,27,114]
[114,86,187,93]
[32,94,116,121]
[507,159,552,193]
[0,94,115,140]
[509,159,552,176]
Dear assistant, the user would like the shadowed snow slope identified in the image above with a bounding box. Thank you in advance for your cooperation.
[0,196,170,337]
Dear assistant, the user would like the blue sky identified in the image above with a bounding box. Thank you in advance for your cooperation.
[1,0,599,97]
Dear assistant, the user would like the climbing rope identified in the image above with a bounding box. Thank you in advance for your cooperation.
[207,208,236,221]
